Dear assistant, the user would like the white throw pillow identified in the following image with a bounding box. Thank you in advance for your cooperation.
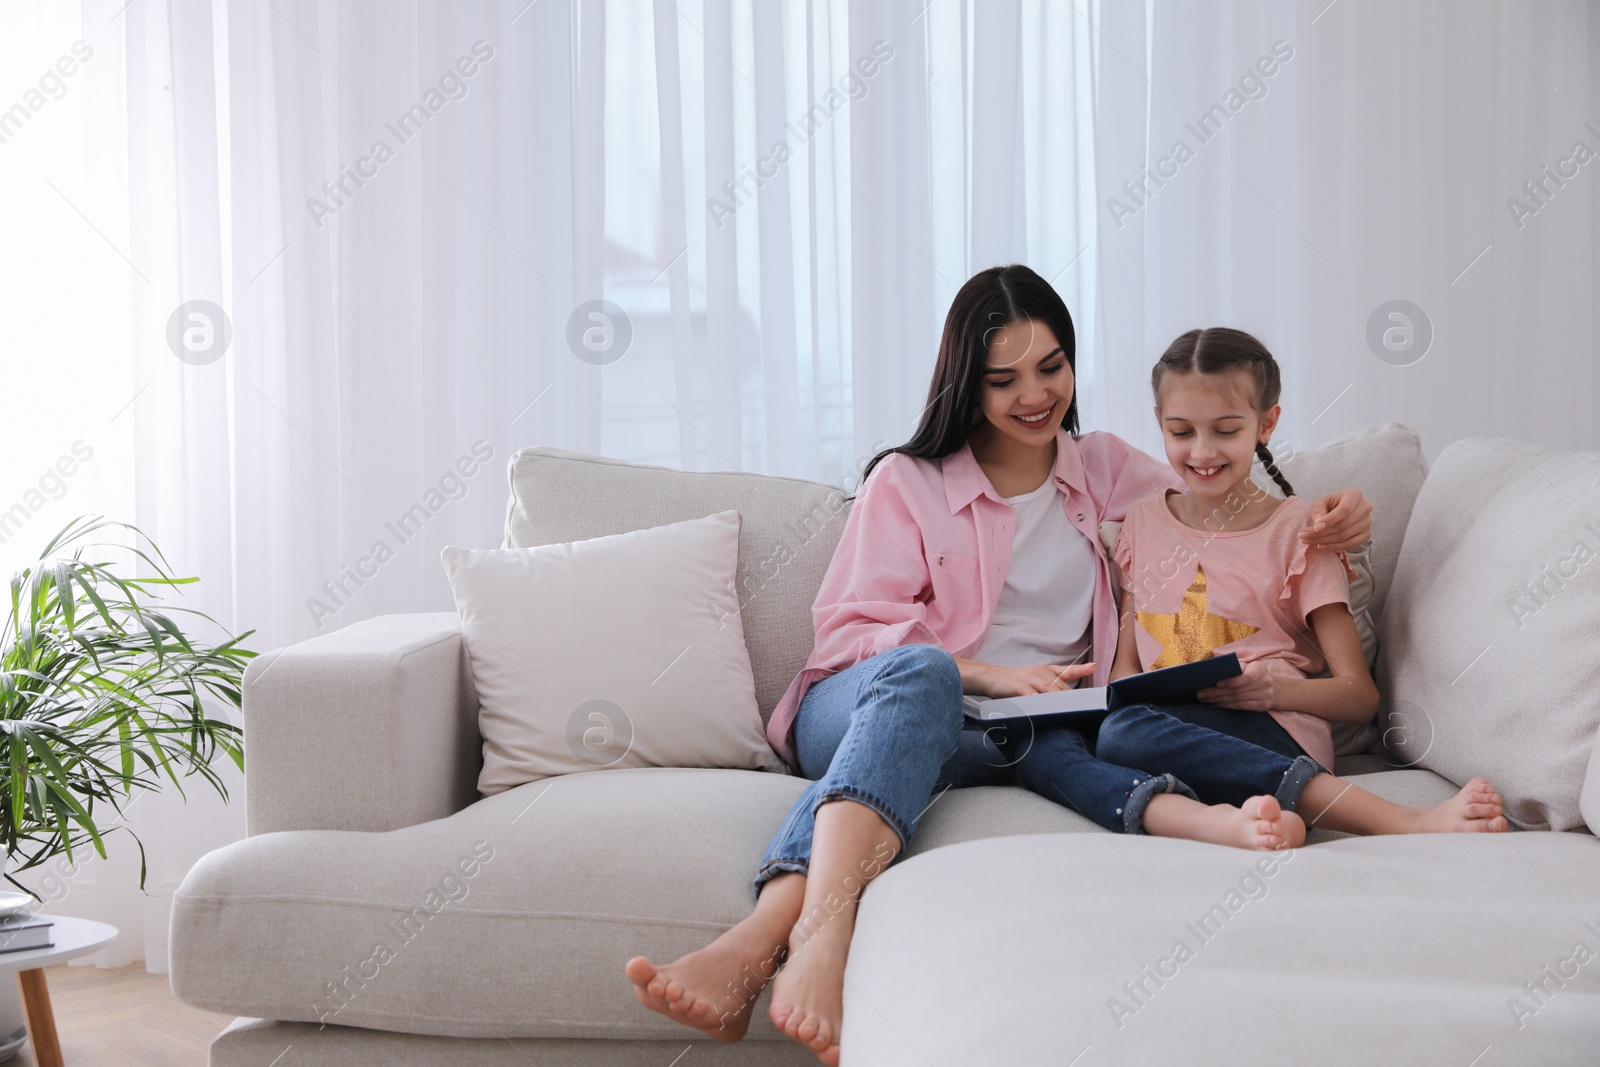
[442,510,786,794]
[1379,438,1600,831]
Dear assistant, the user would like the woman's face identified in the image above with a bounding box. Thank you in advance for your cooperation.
[974,318,1074,447]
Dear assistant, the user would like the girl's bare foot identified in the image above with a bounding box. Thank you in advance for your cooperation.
[1409,778,1508,833]
[768,921,849,1066]
[1145,792,1306,851]
[625,922,787,1040]
[1207,794,1305,850]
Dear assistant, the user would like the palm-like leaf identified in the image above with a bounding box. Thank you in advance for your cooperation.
[0,517,252,892]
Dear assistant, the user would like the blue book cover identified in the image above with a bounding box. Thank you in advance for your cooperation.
[961,653,1243,727]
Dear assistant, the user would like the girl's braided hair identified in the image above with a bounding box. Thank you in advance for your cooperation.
[1151,327,1294,497]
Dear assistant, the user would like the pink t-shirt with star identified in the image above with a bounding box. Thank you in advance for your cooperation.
[1113,491,1356,769]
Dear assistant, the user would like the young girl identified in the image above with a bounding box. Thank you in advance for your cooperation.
[1096,326,1509,839]
[625,271,1377,1067]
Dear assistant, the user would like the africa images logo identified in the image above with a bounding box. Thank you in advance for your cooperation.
[306,41,495,229]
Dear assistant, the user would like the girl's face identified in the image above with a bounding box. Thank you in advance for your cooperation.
[974,318,1074,447]
[1156,370,1280,501]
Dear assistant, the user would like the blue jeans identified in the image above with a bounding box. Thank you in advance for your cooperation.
[1095,703,1325,811]
[751,645,1197,901]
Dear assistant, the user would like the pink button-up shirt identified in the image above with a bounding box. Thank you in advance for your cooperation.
[765,429,1184,768]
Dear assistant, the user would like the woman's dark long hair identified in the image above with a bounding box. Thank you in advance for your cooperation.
[1152,327,1294,497]
[849,264,1078,499]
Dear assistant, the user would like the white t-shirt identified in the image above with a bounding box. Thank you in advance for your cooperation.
[969,478,1097,672]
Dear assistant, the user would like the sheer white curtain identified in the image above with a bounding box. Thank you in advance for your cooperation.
[1089,0,1600,463]
[212,0,1106,646]
[2,0,1595,971]
[0,0,240,971]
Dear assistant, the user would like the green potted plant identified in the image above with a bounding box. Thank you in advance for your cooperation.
[0,516,252,892]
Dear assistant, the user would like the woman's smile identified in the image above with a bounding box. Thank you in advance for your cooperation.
[1012,403,1056,427]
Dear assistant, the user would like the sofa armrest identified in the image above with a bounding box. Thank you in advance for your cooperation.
[243,613,481,835]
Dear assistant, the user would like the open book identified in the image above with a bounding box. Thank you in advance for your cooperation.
[961,653,1243,728]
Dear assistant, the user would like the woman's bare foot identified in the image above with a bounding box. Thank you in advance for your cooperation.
[1409,778,1508,833]
[625,916,790,1040]
[1145,792,1306,851]
[768,920,849,1066]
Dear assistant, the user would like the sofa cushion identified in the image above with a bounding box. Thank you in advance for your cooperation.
[1586,734,1600,836]
[174,768,808,1041]
[172,768,1098,1040]
[842,831,1600,1065]
[503,447,850,731]
[171,764,1463,1039]
[208,1018,818,1066]
[1379,437,1600,831]
[443,511,783,793]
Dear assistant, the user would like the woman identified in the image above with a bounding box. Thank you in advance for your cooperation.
[625,266,1373,1065]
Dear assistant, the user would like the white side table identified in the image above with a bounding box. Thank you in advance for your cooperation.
[0,916,117,1067]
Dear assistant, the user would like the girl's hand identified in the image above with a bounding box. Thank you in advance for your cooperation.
[1197,660,1278,711]
[983,662,1096,698]
[1301,488,1373,551]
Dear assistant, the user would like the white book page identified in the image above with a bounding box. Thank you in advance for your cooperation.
[962,686,1109,720]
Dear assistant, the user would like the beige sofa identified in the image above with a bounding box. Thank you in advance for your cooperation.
[169,424,1600,1065]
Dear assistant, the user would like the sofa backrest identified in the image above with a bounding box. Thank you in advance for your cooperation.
[505,425,1429,726]
[504,447,851,727]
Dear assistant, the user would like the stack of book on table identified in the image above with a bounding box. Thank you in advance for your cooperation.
[0,914,53,954]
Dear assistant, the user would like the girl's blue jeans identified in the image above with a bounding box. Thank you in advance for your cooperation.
[752,646,1326,902]
[1097,701,1327,809]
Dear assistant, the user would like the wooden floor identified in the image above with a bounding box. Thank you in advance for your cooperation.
[7,964,229,1067]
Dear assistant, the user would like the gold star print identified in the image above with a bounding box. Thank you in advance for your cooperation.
[1136,565,1260,669]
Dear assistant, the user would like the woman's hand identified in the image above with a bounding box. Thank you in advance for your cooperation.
[1197,660,1279,711]
[1301,487,1373,551]
[980,662,1096,699]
